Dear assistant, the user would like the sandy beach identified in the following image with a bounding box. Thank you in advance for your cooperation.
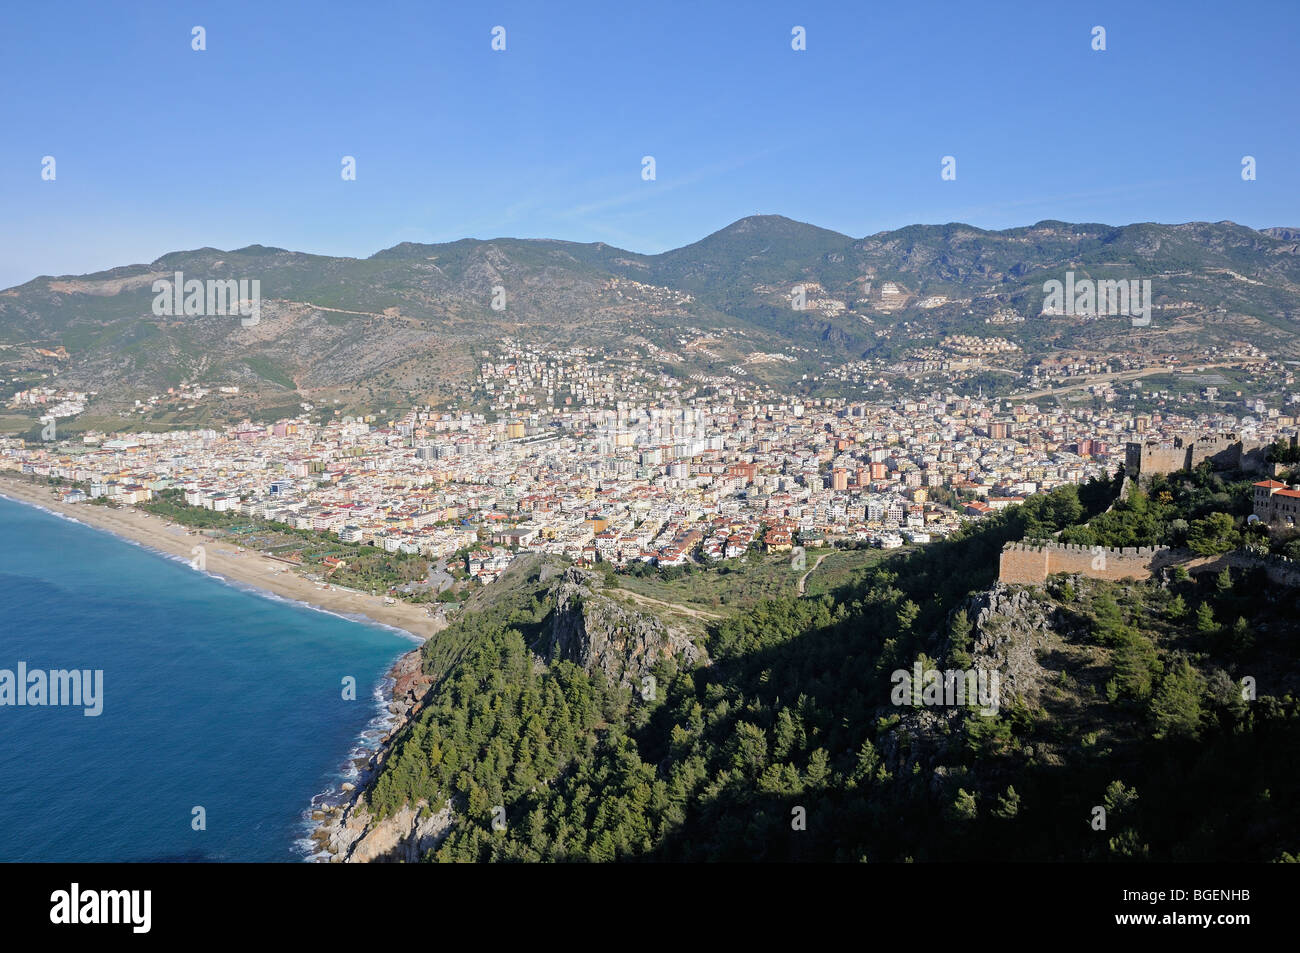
[0,476,446,643]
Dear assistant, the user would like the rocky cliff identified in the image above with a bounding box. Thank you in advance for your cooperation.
[308,647,441,862]
[538,566,700,688]
[964,583,1067,705]
[314,558,705,860]
[325,798,454,863]
[878,582,1082,777]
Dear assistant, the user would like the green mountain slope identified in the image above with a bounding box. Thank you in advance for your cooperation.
[3,217,1299,417]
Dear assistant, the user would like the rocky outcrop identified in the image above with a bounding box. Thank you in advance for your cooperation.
[539,567,699,687]
[315,797,453,863]
[320,798,369,859]
[315,561,703,860]
[877,705,961,777]
[388,648,433,723]
[347,800,454,863]
[308,647,437,862]
[962,583,1072,705]
[877,584,1068,777]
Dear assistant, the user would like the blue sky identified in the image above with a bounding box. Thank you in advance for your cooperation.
[1,0,1296,288]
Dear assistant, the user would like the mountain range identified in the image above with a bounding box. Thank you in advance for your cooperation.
[3,216,1299,421]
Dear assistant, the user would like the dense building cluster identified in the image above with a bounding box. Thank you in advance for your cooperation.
[6,373,1298,576]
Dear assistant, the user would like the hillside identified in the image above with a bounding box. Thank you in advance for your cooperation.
[3,217,1300,426]
[318,553,710,861]
[333,467,1300,862]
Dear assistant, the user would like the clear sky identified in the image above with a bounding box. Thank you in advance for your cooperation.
[2,0,1296,289]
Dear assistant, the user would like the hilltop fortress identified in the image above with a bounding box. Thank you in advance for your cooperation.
[1124,432,1271,479]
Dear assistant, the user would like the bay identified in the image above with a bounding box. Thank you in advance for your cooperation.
[0,495,412,861]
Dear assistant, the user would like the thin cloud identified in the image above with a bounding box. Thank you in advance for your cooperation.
[560,148,780,219]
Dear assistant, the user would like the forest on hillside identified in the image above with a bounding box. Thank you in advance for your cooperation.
[365,468,1300,862]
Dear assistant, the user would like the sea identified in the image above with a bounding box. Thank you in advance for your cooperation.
[0,495,416,861]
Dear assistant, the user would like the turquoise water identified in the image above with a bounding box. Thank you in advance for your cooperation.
[0,495,415,861]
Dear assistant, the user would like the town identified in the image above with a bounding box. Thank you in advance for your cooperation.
[3,361,1297,592]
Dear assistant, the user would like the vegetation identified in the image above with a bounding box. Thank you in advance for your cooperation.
[364,471,1300,861]
[7,218,1300,421]
[1267,438,1300,465]
[609,548,889,611]
[1057,466,1270,552]
[140,489,464,600]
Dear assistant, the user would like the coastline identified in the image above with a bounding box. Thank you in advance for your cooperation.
[0,475,447,642]
[305,647,438,862]
[0,475,440,862]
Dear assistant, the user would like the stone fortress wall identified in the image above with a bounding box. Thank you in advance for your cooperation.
[1124,432,1272,478]
[999,541,1167,585]
[999,540,1300,588]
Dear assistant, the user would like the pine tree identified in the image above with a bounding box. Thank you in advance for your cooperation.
[804,748,830,788]
[994,785,1021,819]
[945,787,978,822]
[949,608,974,666]
[1229,616,1253,652]
[1165,593,1187,621]
[896,599,920,634]
[1113,628,1161,700]
[848,738,880,786]
[1214,567,1234,596]
[1150,657,1204,740]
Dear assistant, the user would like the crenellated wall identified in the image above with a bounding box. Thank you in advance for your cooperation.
[999,541,1168,584]
[999,540,1300,588]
